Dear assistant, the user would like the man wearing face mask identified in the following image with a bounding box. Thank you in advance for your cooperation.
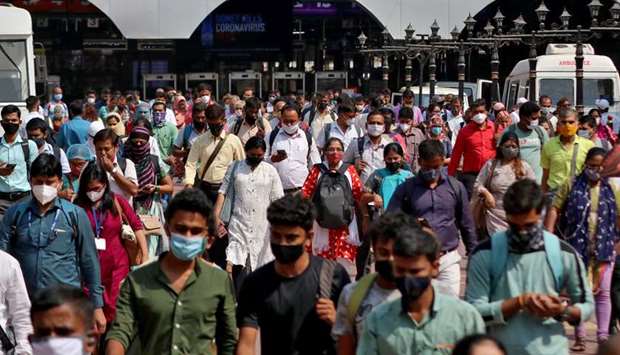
[304,93,337,143]
[539,95,558,131]
[30,286,98,355]
[150,101,178,160]
[236,194,351,355]
[267,97,287,130]
[268,105,320,194]
[106,189,237,355]
[504,102,548,183]
[230,97,271,145]
[0,154,106,335]
[333,213,412,354]
[541,108,595,198]
[44,86,69,123]
[0,105,39,218]
[358,226,485,355]
[196,83,213,106]
[317,102,363,152]
[394,107,425,173]
[56,101,91,152]
[388,140,477,297]
[173,103,209,176]
[448,99,497,199]
[466,179,594,355]
[26,118,71,176]
[344,111,393,184]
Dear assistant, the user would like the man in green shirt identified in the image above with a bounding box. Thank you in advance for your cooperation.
[358,224,485,355]
[152,100,178,158]
[106,189,237,355]
[465,179,594,355]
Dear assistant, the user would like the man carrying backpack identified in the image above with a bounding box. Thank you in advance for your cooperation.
[26,118,71,176]
[231,97,271,145]
[332,213,411,354]
[465,179,594,355]
[304,93,337,142]
[387,140,477,297]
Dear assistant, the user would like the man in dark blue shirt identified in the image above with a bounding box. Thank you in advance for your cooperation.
[388,139,477,297]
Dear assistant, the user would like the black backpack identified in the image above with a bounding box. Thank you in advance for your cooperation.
[312,164,355,229]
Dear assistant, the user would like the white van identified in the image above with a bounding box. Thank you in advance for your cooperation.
[502,43,620,113]
[392,86,471,111]
[0,4,36,113]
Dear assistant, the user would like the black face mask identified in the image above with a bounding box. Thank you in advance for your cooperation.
[245,114,257,125]
[1,122,19,135]
[271,243,304,264]
[318,102,328,111]
[375,260,394,282]
[32,138,46,149]
[246,156,263,167]
[193,121,206,131]
[395,276,431,311]
[209,123,224,137]
[386,162,401,173]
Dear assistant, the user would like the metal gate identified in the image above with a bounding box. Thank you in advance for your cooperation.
[185,72,219,100]
[229,71,262,98]
[315,71,348,92]
[272,72,305,95]
[143,74,177,100]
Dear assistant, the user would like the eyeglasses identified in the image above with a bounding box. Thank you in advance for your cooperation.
[326,148,344,153]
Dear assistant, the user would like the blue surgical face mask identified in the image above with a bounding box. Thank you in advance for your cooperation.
[170,233,206,261]
[419,168,441,183]
[53,94,63,102]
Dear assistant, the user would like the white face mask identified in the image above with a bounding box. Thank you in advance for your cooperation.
[32,184,58,205]
[201,96,210,104]
[31,336,85,355]
[528,119,539,129]
[472,113,487,125]
[367,124,385,137]
[86,97,96,105]
[87,188,105,203]
[282,123,299,135]
[399,123,411,133]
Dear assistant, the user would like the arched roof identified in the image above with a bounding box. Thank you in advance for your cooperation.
[89,0,492,39]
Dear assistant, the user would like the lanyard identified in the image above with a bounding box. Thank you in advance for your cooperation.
[91,207,103,238]
[28,209,61,248]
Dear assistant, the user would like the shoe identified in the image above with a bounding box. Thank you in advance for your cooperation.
[571,338,586,352]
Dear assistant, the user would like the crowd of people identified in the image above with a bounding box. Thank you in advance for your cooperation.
[0,83,619,355]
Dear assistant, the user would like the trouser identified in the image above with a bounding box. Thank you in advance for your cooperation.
[199,181,228,269]
[609,258,620,334]
[456,172,478,201]
[432,249,461,297]
[577,262,614,341]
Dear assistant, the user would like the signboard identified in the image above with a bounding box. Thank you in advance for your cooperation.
[13,0,98,13]
[82,39,127,51]
[137,40,175,51]
[200,0,293,52]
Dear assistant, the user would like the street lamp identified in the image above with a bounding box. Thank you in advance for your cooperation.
[357,32,367,48]
[430,20,441,40]
[451,26,460,41]
[382,28,391,46]
[464,14,476,37]
[494,9,505,34]
[589,0,603,26]
[611,2,620,26]
[513,15,527,34]
[535,2,550,30]
[405,24,415,43]
[560,8,571,30]
[484,22,495,37]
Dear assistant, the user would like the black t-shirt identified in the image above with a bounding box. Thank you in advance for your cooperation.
[237,255,351,355]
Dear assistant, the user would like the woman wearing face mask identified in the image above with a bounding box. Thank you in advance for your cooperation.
[428,115,452,165]
[106,112,126,138]
[545,147,620,350]
[98,95,118,120]
[123,126,174,258]
[302,137,363,279]
[60,144,92,201]
[75,162,147,324]
[363,143,413,213]
[588,108,618,146]
[213,137,284,293]
[539,116,554,138]
[474,132,535,236]
[579,115,613,151]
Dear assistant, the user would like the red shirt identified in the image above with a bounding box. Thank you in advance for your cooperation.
[448,120,496,175]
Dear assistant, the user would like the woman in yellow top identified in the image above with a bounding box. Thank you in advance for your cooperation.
[545,147,620,350]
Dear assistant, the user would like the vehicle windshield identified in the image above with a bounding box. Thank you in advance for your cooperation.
[0,40,28,103]
[539,79,573,104]
[584,79,614,106]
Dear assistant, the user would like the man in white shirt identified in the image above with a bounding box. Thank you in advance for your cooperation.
[316,102,363,152]
[303,93,337,142]
[26,118,71,175]
[510,97,528,125]
[269,105,320,194]
[344,111,393,183]
[92,129,138,202]
[0,249,32,355]
[20,96,45,138]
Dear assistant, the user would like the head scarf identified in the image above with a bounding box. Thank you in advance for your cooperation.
[106,112,126,137]
[173,96,190,128]
[135,103,152,121]
[66,144,93,161]
[560,173,618,266]
[125,126,156,210]
[87,120,105,155]
[428,115,446,141]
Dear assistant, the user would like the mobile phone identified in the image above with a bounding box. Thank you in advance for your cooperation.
[5,164,16,170]
[277,150,287,157]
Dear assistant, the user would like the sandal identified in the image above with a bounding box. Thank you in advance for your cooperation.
[571,338,586,352]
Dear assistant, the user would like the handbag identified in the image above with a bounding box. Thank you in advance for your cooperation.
[113,197,141,265]
[194,135,228,187]
[138,214,163,236]
[220,161,241,224]
[470,160,498,239]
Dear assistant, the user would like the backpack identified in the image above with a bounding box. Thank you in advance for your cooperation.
[308,107,337,126]
[319,258,338,299]
[20,141,31,180]
[346,273,378,325]
[489,231,565,293]
[268,126,313,160]
[324,123,362,150]
[312,164,355,229]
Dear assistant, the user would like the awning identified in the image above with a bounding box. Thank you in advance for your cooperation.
[89,0,491,39]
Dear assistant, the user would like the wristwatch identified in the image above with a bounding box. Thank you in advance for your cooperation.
[111,166,121,175]
[554,302,571,323]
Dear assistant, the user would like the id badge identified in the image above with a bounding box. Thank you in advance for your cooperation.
[95,238,107,251]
